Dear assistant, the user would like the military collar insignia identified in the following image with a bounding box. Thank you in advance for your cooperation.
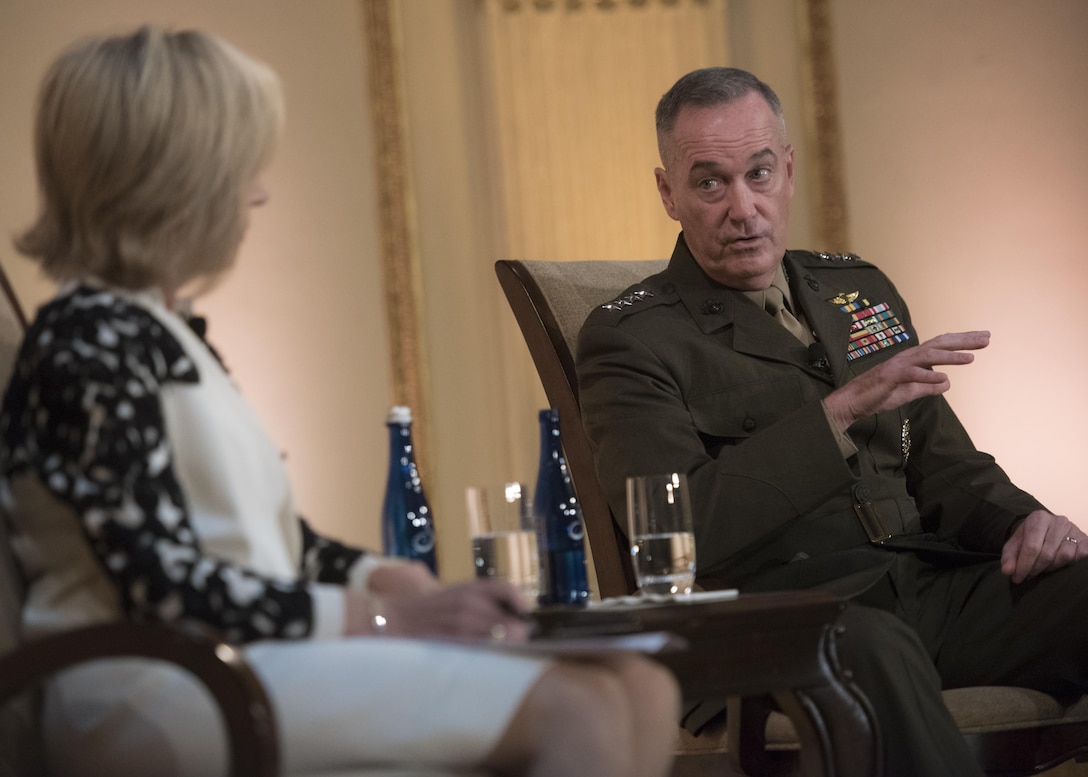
[815,251,861,262]
[701,298,724,315]
[600,289,654,312]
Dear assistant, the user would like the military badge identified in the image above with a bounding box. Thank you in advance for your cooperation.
[827,291,860,305]
[901,418,911,465]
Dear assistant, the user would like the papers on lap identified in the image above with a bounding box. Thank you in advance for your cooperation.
[431,630,687,657]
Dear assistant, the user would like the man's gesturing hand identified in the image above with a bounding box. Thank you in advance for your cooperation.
[822,331,990,435]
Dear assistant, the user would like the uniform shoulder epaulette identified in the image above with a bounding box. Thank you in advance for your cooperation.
[794,249,875,268]
[584,281,675,326]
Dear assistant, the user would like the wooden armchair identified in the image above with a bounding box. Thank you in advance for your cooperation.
[494,257,1088,777]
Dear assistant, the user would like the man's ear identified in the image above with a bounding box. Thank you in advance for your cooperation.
[784,144,796,200]
[654,167,680,221]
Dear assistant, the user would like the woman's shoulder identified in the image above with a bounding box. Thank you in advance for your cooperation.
[21,284,199,385]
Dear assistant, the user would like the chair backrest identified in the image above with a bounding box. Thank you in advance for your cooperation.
[0,260,29,650]
[494,259,667,599]
[0,266,26,401]
[0,260,36,777]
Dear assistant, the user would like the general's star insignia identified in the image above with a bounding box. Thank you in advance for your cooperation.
[601,289,654,312]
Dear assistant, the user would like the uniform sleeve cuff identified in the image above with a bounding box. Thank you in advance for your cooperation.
[346,554,416,591]
[308,583,347,639]
[822,402,859,459]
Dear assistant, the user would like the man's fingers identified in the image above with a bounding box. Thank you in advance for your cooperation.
[1004,512,1085,583]
[1051,522,1086,568]
[923,331,991,351]
[920,350,975,368]
[909,332,989,369]
[905,366,951,386]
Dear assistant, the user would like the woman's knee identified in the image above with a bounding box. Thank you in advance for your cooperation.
[540,662,635,733]
[488,663,634,771]
[487,659,679,777]
[612,655,682,726]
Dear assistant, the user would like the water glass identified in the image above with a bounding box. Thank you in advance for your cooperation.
[467,484,540,604]
[626,473,696,596]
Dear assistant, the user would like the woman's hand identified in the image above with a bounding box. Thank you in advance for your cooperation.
[366,559,442,596]
[345,577,533,643]
[380,578,532,642]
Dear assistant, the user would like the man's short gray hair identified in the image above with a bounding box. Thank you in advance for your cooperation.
[655,68,785,162]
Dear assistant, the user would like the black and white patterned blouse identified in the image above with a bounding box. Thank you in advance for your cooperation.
[1,284,372,644]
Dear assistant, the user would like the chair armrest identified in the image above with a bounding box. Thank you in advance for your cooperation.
[0,621,278,777]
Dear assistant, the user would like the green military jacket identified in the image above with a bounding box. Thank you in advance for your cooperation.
[576,235,1043,593]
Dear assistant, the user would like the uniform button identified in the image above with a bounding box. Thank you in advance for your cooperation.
[742,417,757,432]
[702,298,724,315]
[661,283,676,294]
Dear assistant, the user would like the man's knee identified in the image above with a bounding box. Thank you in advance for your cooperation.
[834,605,939,684]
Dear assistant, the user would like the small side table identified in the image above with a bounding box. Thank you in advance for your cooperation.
[533,589,880,777]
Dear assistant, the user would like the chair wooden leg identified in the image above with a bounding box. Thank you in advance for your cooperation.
[728,696,774,777]
[725,624,881,777]
[671,752,749,777]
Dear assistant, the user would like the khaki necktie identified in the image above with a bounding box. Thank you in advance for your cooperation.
[763,284,814,345]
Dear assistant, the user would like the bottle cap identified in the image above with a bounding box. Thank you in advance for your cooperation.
[387,405,413,424]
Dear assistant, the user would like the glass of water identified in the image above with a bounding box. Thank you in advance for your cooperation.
[467,483,540,605]
[626,473,696,596]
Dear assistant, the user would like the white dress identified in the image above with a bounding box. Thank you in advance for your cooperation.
[0,283,548,777]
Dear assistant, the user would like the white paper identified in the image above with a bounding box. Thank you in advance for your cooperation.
[590,588,740,609]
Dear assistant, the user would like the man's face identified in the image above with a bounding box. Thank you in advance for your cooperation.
[655,93,794,290]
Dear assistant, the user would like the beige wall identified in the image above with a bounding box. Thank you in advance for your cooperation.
[0,0,392,552]
[830,0,1088,519]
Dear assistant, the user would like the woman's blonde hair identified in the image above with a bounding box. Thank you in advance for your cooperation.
[16,26,284,291]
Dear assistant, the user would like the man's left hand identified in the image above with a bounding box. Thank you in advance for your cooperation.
[1000,510,1088,584]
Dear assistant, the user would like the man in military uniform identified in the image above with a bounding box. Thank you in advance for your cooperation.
[576,67,1088,776]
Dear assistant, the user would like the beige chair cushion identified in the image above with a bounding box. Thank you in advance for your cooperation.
[516,259,668,358]
[944,686,1088,734]
[674,687,1088,758]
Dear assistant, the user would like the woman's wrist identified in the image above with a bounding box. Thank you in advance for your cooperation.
[344,591,391,636]
[366,594,388,635]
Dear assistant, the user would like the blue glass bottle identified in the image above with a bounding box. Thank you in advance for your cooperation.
[382,406,438,574]
[532,409,589,607]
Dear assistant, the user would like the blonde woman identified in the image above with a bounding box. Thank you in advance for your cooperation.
[0,26,679,777]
